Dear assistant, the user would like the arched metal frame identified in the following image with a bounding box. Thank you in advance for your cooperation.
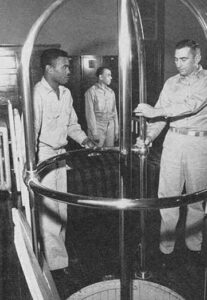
[20,0,207,300]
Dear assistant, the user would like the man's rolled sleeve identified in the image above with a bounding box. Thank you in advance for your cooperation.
[147,120,167,142]
[67,106,87,145]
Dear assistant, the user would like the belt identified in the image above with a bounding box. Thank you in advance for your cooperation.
[170,127,207,137]
[96,117,115,122]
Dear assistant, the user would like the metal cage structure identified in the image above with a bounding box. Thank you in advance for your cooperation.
[20,0,207,299]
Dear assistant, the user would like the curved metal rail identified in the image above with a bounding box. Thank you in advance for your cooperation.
[181,0,207,38]
[20,0,68,261]
[30,148,207,211]
[21,0,67,173]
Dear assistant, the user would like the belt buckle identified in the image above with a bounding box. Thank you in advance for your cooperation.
[188,130,195,136]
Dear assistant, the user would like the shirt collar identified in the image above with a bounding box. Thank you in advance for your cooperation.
[40,77,66,95]
[95,82,110,92]
[179,65,203,81]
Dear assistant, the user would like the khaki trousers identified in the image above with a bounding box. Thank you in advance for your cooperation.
[89,119,115,147]
[38,146,68,270]
[159,131,207,254]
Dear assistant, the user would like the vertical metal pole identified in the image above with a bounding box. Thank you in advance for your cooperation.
[131,0,151,279]
[119,209,132,300]
[203,215,207,300]
[118,0,132,156]
[118,0,132,299]
[20,0,67,258]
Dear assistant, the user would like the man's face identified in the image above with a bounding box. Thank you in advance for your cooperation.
[50,56,70,85]
[100,69,112,86]
[174,47,199,77]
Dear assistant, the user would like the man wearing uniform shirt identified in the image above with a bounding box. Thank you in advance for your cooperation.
[85,67,119,147]
[134,39,207,264]
[33,48,95,272]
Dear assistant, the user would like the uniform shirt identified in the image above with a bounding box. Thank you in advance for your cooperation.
[148,66,207,141]
[85,83,119,136]
[33,77,87,150]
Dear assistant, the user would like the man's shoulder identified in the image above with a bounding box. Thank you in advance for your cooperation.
[33,81,45,99]
[34,80,43,90]
[163,74,179,88]
[166,73,179,82]
[85,84,96,94]
[85,83,114,95]
[34,79,48,93]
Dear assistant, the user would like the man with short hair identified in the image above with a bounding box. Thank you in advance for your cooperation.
[134,39,207,262]
[85,67,119,147]
[33,48,95,271]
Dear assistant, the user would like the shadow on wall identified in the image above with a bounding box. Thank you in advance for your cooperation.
[70,38,118,56]
[37,0,118,56]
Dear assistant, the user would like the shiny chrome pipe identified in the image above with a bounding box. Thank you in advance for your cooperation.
[31,148,207,209]
[131,0,150,279]
[131,0,146,140]
[21,0,67,258]
[21,0,67,173]
[118,0,132,156]
[118,0,133,299]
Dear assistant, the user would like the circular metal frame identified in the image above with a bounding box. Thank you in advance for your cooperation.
[31,148,207,210]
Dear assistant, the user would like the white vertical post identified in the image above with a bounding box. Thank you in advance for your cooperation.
[14,108,31,225]
[8,100,21,192]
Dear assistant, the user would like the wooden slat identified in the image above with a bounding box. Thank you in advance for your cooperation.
[0,121,11,191]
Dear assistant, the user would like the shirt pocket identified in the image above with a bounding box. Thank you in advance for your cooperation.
[94,92,106,112]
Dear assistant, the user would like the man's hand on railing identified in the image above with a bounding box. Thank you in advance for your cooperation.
[81,137,99,149]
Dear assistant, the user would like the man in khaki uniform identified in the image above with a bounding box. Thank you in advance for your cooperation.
[33,48,94,271]
[134,39,207,264]
[85,67,119,147]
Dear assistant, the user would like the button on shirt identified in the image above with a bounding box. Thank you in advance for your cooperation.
[148,66,207,140]
[85,83,119,136]
[34,77,87,150]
